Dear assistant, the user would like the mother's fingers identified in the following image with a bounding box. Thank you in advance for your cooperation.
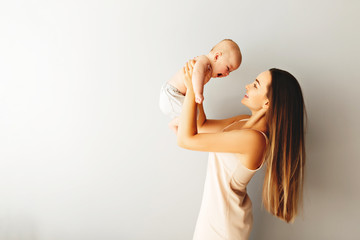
[189,59,196,68]
[183,59,196,79]
[183,64,190,79]
[183,66,188,77]
[186,61,194,74]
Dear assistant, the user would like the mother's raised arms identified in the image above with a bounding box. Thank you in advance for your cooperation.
[177,60,266,155]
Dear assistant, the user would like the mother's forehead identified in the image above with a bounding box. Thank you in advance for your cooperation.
[257,71,272,85]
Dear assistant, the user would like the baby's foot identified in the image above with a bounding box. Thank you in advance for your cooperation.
[168,117,180,135]
[169,124,178,135]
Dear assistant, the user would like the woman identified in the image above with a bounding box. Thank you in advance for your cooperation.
[178,60,306,240]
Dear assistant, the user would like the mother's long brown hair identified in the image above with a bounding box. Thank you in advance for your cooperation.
[262,68,307,223]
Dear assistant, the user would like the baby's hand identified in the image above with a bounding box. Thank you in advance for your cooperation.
[195,94,204,104]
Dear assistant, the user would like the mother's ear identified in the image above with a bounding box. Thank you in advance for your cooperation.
[263,100,270,109]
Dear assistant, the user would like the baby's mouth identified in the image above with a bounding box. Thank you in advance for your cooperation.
[217,73,223,77]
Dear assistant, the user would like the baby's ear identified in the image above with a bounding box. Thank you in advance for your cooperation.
[214,52,222,61]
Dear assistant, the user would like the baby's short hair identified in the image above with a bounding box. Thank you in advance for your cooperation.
[210,39,240,53]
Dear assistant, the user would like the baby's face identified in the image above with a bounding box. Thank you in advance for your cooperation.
[212,52,241,78]
[212,62,231,78]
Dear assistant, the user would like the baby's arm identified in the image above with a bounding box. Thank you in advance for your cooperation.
[191,56,210,104]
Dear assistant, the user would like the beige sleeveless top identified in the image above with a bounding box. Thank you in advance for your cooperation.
[193,119,268,240]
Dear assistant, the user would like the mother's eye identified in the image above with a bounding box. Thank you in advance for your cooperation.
[253,83,257,88]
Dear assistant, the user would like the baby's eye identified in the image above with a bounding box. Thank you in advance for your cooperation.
[253,83,257,88]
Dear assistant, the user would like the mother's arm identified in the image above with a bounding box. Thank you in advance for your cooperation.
[197,102,250,133]
[177,61,266,155]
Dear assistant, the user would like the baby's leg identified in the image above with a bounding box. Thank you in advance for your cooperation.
[168,117,180,135]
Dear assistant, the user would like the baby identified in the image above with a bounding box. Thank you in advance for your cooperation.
[159,39,242,133]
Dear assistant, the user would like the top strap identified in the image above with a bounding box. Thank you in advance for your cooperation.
[224,118,268,143]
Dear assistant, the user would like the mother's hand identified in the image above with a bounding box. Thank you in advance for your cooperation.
[183,59,196,90]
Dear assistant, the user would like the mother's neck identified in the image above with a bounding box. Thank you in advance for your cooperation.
[245,109,268,134]
[251,116,268,134]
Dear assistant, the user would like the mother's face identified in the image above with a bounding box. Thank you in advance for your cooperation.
[241,71,271,111]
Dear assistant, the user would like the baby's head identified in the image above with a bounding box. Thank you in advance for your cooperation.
[208,39,242,78]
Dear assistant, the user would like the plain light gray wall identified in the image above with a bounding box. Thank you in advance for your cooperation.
[1,0,359,239]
